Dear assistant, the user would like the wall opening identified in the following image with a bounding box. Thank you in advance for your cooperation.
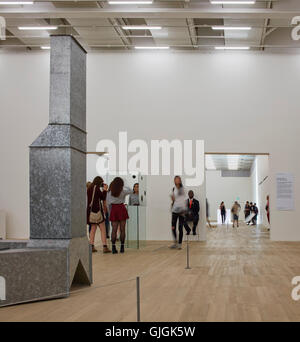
[205,153,270,232]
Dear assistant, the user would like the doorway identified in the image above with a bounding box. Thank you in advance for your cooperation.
[205,153,270,231]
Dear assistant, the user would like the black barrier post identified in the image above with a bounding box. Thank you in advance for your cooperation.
[185,235,191,270]
[136,276,141,322]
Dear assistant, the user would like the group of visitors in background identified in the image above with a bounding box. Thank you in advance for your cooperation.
[219,196,270,229]
[86,176,139,254]
[219,201,242,227]
[86,174,271,254]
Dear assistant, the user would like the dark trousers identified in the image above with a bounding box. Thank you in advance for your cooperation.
[171,213,185,244]
[105,215,110,238]
[245,211,250,220]
[184,217,199,234]
[221,212,226,224]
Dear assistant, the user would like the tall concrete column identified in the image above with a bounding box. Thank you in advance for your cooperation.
[0,35,92,307]
[29,35,92,285]
[30,35,87,240]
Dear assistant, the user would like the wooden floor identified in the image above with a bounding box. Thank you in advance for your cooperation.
[1,223,300,322]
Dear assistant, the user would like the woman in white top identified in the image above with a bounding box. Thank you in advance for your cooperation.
[107,177,132,254]
[170,175,187,250]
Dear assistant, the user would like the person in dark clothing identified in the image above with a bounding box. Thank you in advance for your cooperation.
[252,203,259,225]
[244,201,251,224]
[266,195,270,231]
[86,181,92,235]
[266,195,270,224]
[248,202,254,225]
[220,201,226,224]
[87,176,111,253]
[184,190,200,235]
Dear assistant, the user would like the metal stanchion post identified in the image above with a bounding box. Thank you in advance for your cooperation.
[136,276,141,322]
[185,235,191,270]
[137,206,139,250]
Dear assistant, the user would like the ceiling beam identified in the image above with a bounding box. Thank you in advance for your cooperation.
[259,0,273,50]
[1,8,300,20]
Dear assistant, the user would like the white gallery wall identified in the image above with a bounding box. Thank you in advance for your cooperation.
[206,170,252,222]
[0,50,299,241]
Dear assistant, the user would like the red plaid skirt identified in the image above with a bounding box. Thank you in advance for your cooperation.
[109,203,129,222]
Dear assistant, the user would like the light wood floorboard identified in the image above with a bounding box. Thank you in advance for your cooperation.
[1,223,300,322]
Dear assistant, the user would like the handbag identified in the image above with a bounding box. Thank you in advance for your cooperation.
[89,185,104,224]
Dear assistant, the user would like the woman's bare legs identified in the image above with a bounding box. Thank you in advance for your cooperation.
[89,224,97,252]
[99,222,107,246]
[99,222,111,253]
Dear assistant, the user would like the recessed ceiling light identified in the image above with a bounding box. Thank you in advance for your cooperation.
[108,1,153,4]
[18,26,58,30]
[215,46,250,50]
[0,1,34,4]
[227,155,240,170]
[134,46,169,50]
[41,46,50,50]
[212,26,252,31]
[205,155,216,170]
[210,1,255,4]
[122,26,162,30]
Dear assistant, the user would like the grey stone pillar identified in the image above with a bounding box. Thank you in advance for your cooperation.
[0,35,92,307]
[30,35,86,240]
[29,34,92,285]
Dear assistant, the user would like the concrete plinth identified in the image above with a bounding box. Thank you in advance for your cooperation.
[0,248,68,306]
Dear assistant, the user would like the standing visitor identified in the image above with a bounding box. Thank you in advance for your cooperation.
[220,201,226,224]
[86,181,92,235]
[252,203,259,225]
[87,177,111,253]
[250,202,256,225]
[183,190,200,236]
[231,201,241,228]
[170,176,187,250]
[244,201,251,224]
[266,195,270,230]
[103,199,110,239]
[206,198,213,228]
[107,177,132,254]
[129,183,140,206]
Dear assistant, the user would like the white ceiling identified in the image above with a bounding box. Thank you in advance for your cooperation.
[205,154,256,171]
[1,0,300,51]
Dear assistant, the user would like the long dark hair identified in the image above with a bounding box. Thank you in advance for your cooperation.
[133,183,139,194]
[174,175,183,188]
[174,175,184,195]
[92,176,104,188]
[109,177,124,197]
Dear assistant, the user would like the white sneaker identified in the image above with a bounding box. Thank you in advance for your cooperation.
[177,244,182,250]
[169,243,177,249]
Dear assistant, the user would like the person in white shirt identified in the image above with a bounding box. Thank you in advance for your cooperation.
[170,175,187,250]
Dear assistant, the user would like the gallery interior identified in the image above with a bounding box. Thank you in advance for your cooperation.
[0,0,300,322]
